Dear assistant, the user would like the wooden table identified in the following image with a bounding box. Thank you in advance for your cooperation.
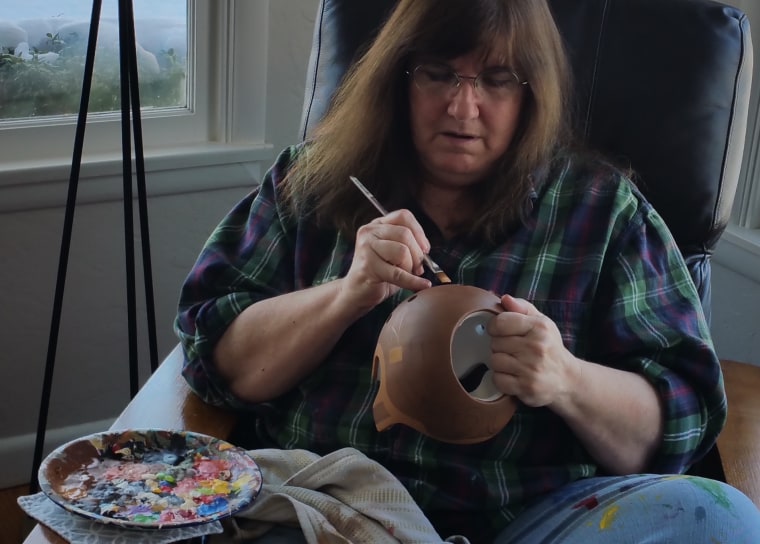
[23,352,760,543]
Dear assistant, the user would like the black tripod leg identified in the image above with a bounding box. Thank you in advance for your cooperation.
[122,0,159,374]
[118,0,139,399]
[29,0,103,494]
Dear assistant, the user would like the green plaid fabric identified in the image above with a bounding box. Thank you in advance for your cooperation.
[175,145,725,543]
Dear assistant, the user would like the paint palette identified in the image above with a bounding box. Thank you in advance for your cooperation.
[38,429,263,529]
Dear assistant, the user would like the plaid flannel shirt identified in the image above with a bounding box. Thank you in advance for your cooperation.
[175,144,726,542]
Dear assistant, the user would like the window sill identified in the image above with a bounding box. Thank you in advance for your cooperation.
[0,142,275,212]
[713,225,760,283]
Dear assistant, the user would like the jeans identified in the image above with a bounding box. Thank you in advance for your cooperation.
[493,474,760,543]
[218,475,760,543]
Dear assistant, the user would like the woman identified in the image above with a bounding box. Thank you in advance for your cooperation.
[176,0,760,542]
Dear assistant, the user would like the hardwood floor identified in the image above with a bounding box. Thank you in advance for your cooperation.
[1,484,33,544]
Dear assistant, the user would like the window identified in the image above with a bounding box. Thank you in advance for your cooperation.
[0,0,187,120]
[727,0,760,230]
[0,1,272,189]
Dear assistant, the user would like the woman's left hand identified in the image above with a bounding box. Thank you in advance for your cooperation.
[487,294,579,408]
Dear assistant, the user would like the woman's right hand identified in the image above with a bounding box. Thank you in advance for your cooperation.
[340,209,433,312]
[212,209,432,402]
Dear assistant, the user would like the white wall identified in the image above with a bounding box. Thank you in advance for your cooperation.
[712,262,760,366]
[0,0,319,487]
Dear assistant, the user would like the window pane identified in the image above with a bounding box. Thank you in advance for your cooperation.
[0,0,187,121]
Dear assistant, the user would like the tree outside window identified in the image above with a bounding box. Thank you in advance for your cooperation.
[0,0,187,121]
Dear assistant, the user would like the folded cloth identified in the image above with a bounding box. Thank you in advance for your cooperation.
[224,447,457,544]
[18,492,224,544]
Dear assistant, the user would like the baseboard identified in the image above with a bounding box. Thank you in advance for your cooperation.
[0,419,114,489]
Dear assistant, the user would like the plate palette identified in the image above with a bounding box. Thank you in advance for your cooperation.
[38,429,263,529]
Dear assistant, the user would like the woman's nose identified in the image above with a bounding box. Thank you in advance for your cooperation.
[447,81,480,121]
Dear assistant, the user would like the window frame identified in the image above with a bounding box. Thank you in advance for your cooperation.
[0,0,273,207]
[734,69,760,231]
[714,0,760,282]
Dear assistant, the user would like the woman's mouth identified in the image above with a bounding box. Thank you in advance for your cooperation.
[442,131,477,141]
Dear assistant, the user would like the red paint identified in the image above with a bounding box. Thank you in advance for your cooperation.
[573,496,599,510]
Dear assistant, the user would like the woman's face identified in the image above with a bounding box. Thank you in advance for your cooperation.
[408,50,525,188]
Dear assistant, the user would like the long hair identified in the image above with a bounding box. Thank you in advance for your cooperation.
[283,0,573,243]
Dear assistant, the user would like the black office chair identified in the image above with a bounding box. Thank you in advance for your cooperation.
[300,0,753,325]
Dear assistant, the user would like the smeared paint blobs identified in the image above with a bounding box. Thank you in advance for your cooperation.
[599,505,621,530]
[573,496,599,510]
[689,479,733,511]
[695,506,707,521]
[662,501,685,520]
[40,430,263,528]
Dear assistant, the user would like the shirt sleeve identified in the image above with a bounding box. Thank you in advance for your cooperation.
[593,184,727,473]
[174,145,300,408]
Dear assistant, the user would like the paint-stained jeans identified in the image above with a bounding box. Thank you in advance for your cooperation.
[494,474,760,544]
[224,475,760,543]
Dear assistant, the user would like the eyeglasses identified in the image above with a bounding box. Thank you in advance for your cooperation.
[408,63,528,101]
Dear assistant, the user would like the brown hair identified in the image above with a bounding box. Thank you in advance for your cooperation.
[283,0,573,243]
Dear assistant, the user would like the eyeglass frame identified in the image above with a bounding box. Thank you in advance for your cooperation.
[406,62,529,100]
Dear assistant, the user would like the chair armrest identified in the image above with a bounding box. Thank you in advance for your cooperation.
[717,359,760,508]
[110,344,238,437]
[24,352,759,544]
[127,353,760,510]
[112,349,760,511]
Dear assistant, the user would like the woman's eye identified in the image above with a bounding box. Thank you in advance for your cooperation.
[481,72,516,88]
[421,66,454,83]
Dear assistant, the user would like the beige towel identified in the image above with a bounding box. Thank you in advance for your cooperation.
[222,447,449,543]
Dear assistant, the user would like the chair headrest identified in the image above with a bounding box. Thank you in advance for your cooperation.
[300,0,753,255]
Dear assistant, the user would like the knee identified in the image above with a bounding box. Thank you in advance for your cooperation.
[651,476,760,540]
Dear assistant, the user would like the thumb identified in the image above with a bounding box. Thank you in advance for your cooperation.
[499,293,538,316]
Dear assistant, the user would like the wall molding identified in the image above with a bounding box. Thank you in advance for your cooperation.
[0,143,273,213]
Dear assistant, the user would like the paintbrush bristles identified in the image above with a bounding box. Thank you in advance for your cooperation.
[435,271,452,284]
[422,254,452,284]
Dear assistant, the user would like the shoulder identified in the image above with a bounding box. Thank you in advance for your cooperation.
[528,150,680,258]
[538,150,652,221]
[545,149,637,194]
[266,142,310,184]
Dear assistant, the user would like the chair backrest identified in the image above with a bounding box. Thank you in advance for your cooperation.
[299,0,754,321]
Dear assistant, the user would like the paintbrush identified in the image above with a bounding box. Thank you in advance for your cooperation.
[349,175,452,284]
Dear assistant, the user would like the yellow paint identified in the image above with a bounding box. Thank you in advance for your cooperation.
[209,479,231,494]
[389,346,403,364]
[232,472,254,491]
[599,505,621,530]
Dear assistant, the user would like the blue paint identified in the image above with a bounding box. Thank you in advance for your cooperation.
[197,497,229,517]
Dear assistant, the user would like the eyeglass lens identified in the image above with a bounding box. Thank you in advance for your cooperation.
[412,63,525,100]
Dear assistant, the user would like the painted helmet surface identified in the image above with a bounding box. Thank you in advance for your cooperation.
[372,284,517,444]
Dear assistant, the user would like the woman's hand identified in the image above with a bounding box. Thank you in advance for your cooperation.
[215,208,433,403]
[340,209,433,311]
[487,294,578,408]
[488,294,663,474]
